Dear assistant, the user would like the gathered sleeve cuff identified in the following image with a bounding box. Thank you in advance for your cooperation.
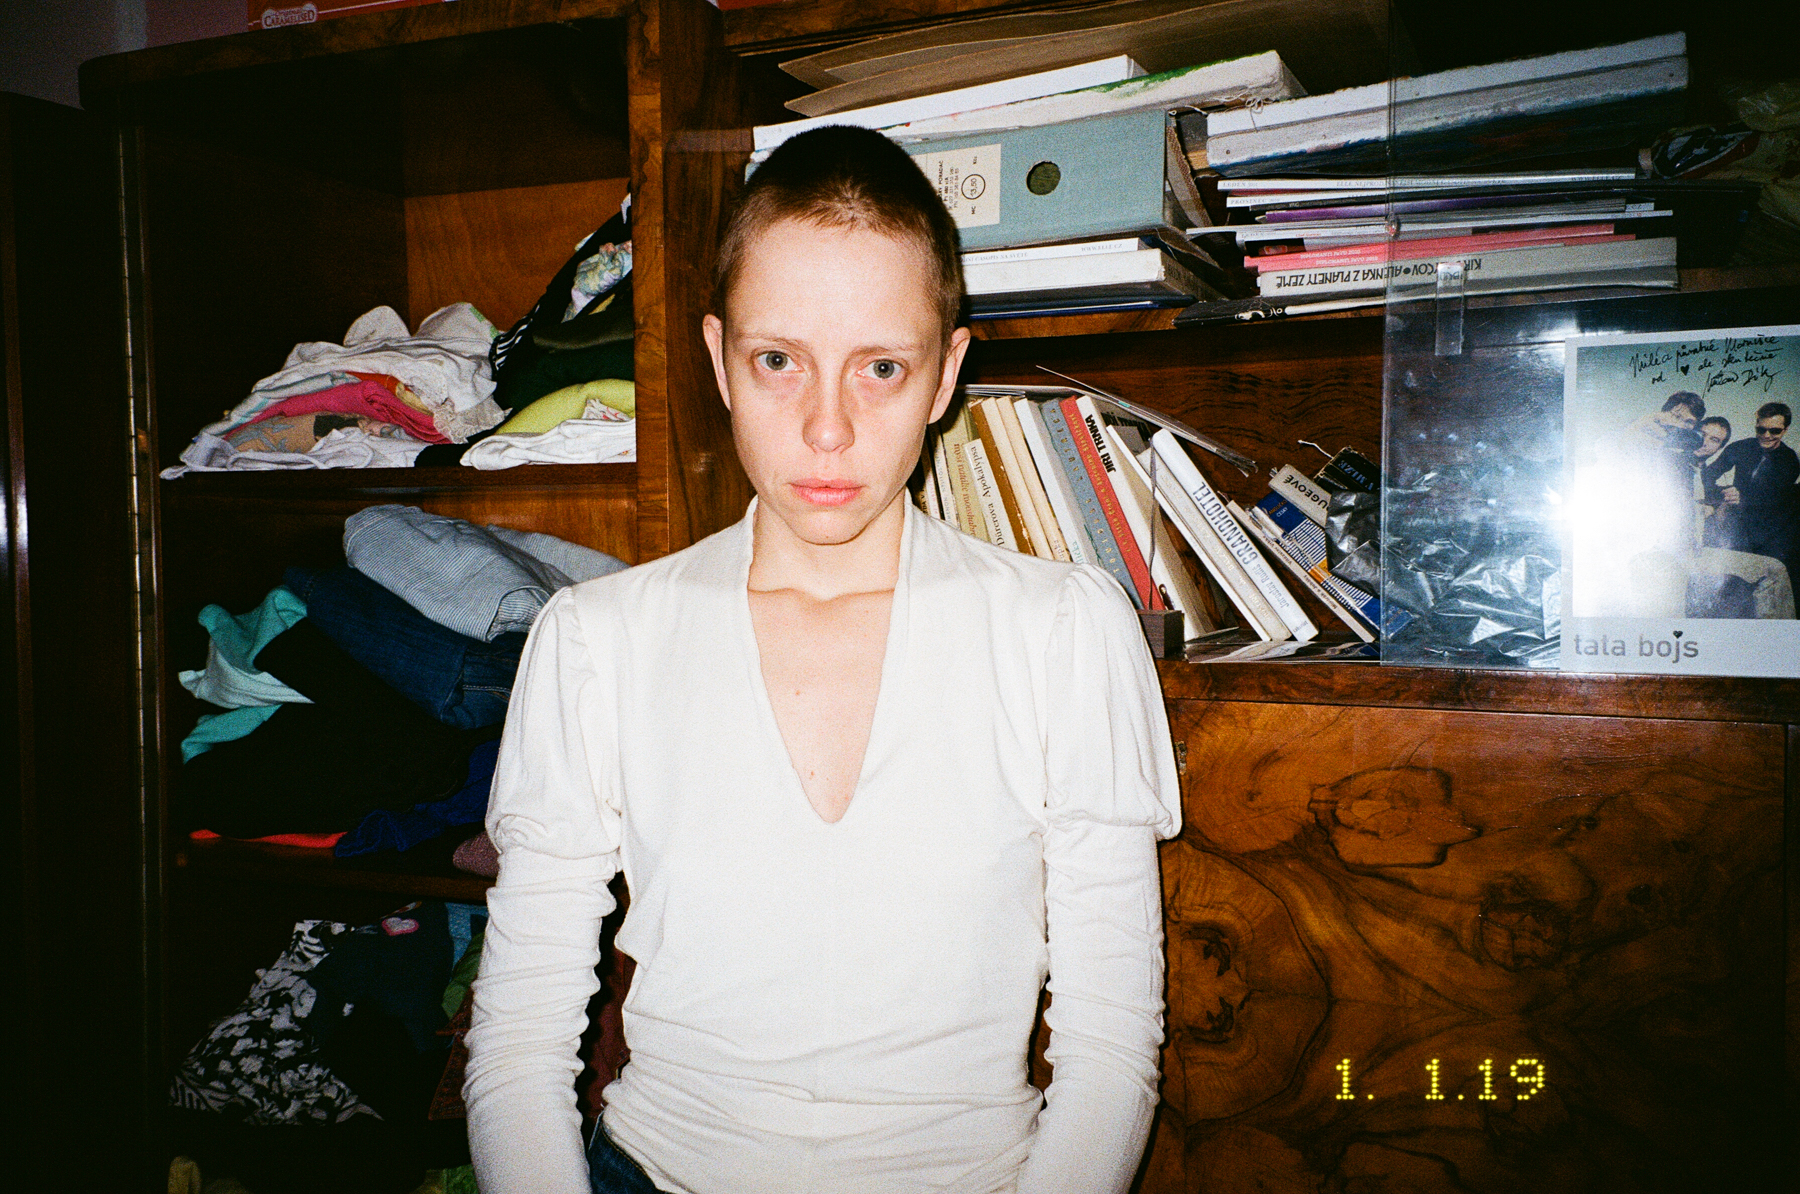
[464,588,622,1194]
[1019,567,1181,1194]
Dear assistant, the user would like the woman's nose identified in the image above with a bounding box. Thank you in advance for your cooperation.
[803,380,854,453]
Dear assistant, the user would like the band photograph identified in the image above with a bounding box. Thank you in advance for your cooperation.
[1562,324,1800,677]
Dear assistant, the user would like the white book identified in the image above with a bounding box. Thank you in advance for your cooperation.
[1208,33,1684,136]
[1257,235,1678,298]
[879,51,1301,144]
[1208,56,1686,171]
[754,55,1143,153]
[919,453,943,519]
[994,397,1070,562]
[1238,501,1375,643]
[961,237,1143,267]
[1101,424,1214,640]
[1230,202,1667,246]
[973,397,1054,559]
[1151,429,1317,640]
[930,435,957,528]
[963,246,1207,298]
[1269,464,1331,525]
[1216,170,1642,193]
[960,438,1016,549]
[1011,397,1093,567]
[1134,444,1285,640]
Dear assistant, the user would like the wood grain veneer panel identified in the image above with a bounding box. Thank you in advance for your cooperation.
[1150,700,1787,1193]
[628,0,791,557]
[82,0,633,101]
[721,0,1073,54]
[141,133,408,469]
[405,177,630,329]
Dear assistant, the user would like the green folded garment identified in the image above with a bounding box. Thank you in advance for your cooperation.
[494,380,636,434]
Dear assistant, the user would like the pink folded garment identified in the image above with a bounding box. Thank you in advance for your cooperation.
[239,378,448,444]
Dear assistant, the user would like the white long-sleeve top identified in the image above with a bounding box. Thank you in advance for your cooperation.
[464,501,1181,1194]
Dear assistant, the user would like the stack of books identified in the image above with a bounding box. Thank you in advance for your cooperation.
[750,2,1410,319]
[917,380,1387,646]
[1177,33,1706,319]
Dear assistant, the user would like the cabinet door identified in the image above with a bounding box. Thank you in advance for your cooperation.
[1,93,144,1192]
[1145,700,1785,1194]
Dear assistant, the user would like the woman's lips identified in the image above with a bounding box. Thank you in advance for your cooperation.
[791,479,862,507]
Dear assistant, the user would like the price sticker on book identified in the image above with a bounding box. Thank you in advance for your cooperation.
[910,144,1001,228]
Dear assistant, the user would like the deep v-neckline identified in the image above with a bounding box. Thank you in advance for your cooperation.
[739,502,911,827]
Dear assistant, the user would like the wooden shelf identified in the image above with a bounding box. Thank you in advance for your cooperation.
[81,0,632,100]
[160,461,637,502]
[1157,658,1800,724]
[176,831,493,902]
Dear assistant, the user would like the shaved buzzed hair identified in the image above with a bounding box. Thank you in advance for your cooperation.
[713,126,964,341]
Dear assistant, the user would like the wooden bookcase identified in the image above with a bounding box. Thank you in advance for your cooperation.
[67,0,1800,1189]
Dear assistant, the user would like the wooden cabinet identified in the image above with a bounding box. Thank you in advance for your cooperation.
[1148,677,1792,1192]
[66,0,1800,1189]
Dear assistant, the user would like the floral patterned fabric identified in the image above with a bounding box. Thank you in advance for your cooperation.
[169,919,378,1125]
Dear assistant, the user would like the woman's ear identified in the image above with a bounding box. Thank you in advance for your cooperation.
[703,314,732,411]
[929,326,972,424]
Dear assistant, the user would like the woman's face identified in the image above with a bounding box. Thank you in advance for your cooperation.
[704,217,968,552]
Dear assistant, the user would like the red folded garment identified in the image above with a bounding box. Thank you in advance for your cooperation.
[189,828,346,849]
[240,378,447,444]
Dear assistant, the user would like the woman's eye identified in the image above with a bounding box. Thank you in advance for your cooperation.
[867,359,900,380]
[757,351,790,371]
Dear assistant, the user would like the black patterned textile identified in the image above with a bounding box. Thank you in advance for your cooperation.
[169,919,378,1125]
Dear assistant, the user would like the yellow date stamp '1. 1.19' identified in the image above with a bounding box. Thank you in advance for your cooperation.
[1333,1058,1547,1102]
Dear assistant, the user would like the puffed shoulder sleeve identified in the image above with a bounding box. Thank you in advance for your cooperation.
[1018,566,1181,1194]
[483,586,623,860]
[465,586,622,1194]
[1041,565,1181,838]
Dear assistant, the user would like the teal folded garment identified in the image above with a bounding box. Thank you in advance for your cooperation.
[178,585,308,760]
[182,704,279,762]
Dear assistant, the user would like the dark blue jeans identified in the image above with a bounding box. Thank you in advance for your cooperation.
[283,565,524,729]
[588,1120,663,1194]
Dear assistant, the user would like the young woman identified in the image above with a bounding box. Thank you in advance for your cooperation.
[464,126,1181,1194]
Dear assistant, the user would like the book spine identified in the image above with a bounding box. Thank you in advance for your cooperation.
[962,439,1017,549]
[1252,494,1382,632]
[961,237,1143,267]
[1041,399,1139,601]
[756,54,1142,150]
[1318,447,1380,495]
[1258,238,1671,298]
[1152,429,1317,639]
[1236,502,1375,643]
[970,399,1034,552]
[930,435,961,531]
[1144,456,1286,639]
[1015,399,1093,566]
[995,398,1070,562]
[1269,464,1331,523]
[918,448,943,520]
[1102,424,1213,636]
[944,437,982,537]
[1066,395,1159,609]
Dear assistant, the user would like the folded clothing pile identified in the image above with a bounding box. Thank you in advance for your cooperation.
[169,901,487,1194]
[164,304,507,477]
[417,206,639,470]
[178,505,627,854]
